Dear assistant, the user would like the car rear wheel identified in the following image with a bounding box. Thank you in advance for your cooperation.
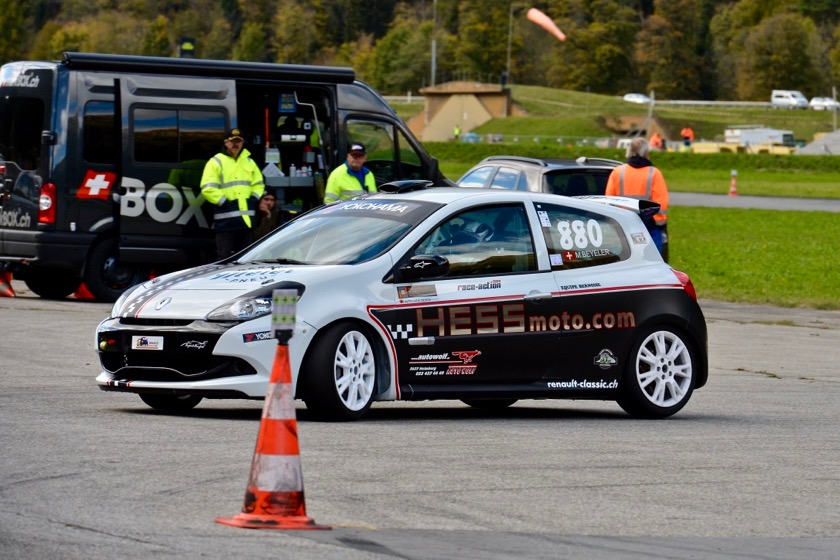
[139,393,203,412]
[302,323,377,421]
[617,327,696,419]
[461,398,518,410]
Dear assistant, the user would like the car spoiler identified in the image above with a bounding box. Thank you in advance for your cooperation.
[576,196,660,222]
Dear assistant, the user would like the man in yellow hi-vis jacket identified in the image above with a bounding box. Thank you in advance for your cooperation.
[200,128,265,259]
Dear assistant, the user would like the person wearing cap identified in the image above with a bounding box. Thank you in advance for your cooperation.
[200,128,265,259]
[324,142,377,204]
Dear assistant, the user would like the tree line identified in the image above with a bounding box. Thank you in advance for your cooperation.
[1,0,838,101]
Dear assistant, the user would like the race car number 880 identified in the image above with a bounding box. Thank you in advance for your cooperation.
[556,219,603,250]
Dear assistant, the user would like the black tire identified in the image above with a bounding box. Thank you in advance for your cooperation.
[84,237,148,303]
[617,326,696,419]
[139,393,203,412]
[24,268,82,299]
[302,322,377,421]
[461,398,518,410]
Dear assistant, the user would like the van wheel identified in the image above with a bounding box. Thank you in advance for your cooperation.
[139,393,203,412]
[24,268,82,299]
[84,238,148,303]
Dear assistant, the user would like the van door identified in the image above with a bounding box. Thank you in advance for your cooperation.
[345,118,426,185]
[118,75,235,266]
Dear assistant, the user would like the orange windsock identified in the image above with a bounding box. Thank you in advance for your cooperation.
[527,8,566,42]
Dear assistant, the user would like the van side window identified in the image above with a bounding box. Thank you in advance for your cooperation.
[132,107,225,164]
[346,119,424,184]
[84,101,116,164]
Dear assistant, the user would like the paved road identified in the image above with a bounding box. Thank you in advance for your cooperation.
[671,192,840,212]
[1,288,838,559]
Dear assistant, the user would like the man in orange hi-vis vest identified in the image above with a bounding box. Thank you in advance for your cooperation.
[606,137,669,259]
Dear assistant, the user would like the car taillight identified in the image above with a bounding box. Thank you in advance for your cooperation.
[671,269,697,301]
[38,182,57,224]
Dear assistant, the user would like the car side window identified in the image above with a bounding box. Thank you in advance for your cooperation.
[413,204,536,277]
[458,166,493,188]
[533,202,630,269]
[489,167,520,190]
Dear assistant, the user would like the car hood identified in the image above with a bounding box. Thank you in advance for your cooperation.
[114,262,336,320]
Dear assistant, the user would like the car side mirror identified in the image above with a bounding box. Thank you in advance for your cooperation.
[398,255,449,282]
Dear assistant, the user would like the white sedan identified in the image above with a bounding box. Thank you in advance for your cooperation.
[810,97,840,111]
[95,184,707,420]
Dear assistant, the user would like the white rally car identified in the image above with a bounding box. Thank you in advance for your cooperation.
[95,183,707,420]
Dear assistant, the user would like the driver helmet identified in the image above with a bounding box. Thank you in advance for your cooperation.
[462,221,494,242]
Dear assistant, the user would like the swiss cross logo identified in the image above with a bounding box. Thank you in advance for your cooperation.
[77,170,117,200]
[563,250,576,262]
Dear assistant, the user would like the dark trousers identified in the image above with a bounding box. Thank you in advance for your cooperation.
[215,229,253,260]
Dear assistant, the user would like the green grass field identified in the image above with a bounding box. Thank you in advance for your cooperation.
[669,208,840,309]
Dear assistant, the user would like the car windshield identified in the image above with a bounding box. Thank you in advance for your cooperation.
[241,198,442,265]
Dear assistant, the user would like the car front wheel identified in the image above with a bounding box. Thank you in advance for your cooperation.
[302,323,377,421]
[617,327,696,419]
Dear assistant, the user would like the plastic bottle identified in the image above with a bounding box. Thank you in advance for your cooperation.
[289,164,297,177]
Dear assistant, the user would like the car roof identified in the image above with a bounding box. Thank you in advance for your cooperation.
[358,185,641,220]
[475,155,621,171]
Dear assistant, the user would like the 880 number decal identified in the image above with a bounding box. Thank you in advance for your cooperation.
[556,219,603,250]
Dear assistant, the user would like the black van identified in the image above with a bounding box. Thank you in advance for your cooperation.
[0,52,444,301]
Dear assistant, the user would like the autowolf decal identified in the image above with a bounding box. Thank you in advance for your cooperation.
[77,170,117,200]
[594,349,617,370]
[181,340,209,350]
[452,350,481,363]
[407,350,481,377]
[243,331,273,343]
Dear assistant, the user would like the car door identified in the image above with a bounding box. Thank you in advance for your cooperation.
[531,199,638,386]
[375,203,559,396]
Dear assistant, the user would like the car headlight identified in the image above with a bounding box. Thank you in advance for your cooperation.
[207,295,273,322]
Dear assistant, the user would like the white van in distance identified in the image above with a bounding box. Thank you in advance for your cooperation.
[770,90,809,109]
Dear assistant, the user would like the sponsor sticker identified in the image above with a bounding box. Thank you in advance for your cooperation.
[132,335,164,350]
[397,284,438,302]
[243,331,273,343]
[180,340,209,350]
[77,170,117,200]
[594,348,617,370]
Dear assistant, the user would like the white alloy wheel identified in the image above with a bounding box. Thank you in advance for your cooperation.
[618,327,696,418]
[635,330,693,408]
[303,322,378,421]
[333,330,376,411]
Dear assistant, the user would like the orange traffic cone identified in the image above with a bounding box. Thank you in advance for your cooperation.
[729,170,738,196]
[216,290,328,531]
[74,282,96,300]
[0,271,15,297]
